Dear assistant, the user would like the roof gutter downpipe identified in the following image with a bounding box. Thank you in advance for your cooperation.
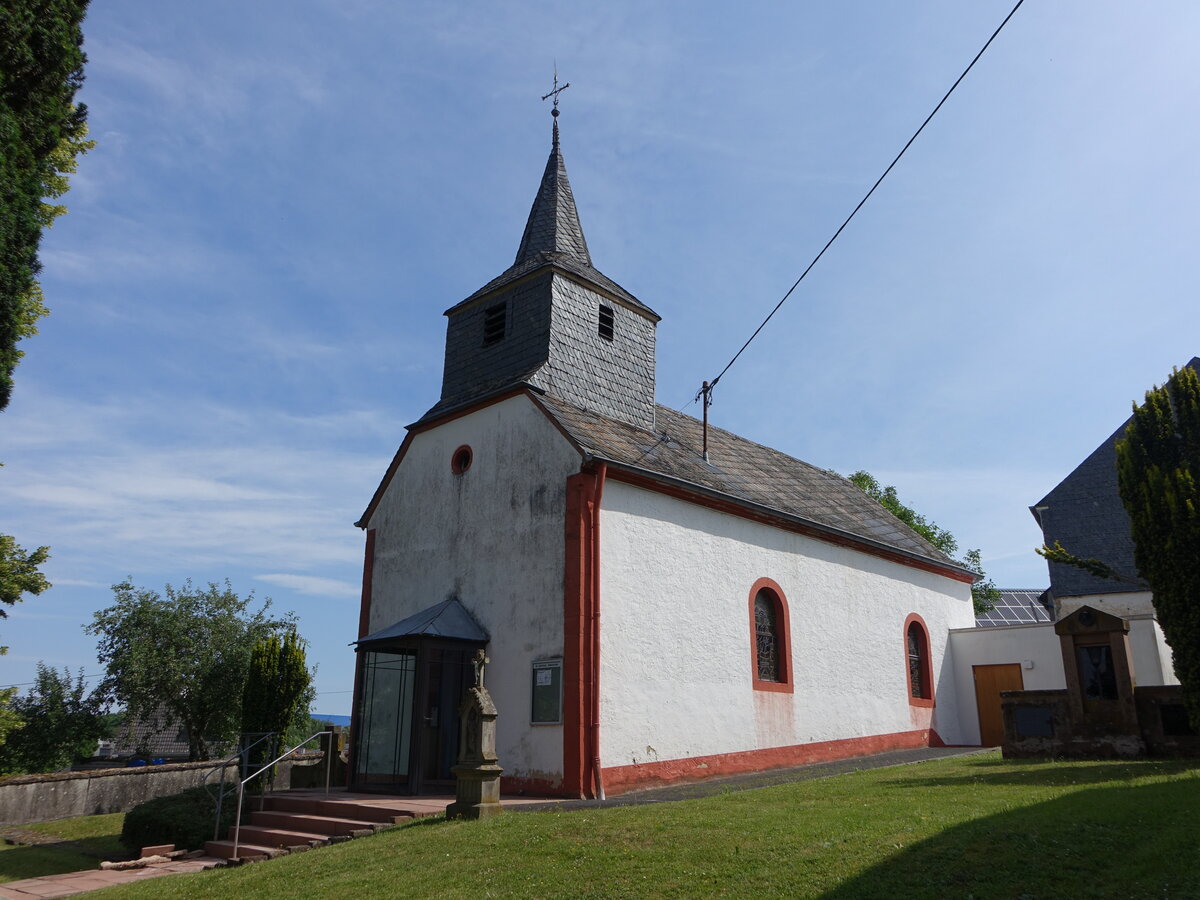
[590,460,607,801]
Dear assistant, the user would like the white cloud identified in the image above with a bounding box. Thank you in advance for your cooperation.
[256,574,360,599]
[0,389,389,577]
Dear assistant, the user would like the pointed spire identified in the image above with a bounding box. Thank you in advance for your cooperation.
[514,121,592,266]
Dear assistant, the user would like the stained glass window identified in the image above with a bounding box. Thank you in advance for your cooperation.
[908,622,926,699]
[755,591,780,682]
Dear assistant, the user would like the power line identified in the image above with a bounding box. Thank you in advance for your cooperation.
[0,672,105,689]
[696,0,1026,407]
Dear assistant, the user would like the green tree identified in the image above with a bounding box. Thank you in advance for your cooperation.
[0,687,23,751]
[1115,365,1200,729]
[240,628,314,782]
[87,580,293,761]
[847,471,1000,615]
[0,531,50,654]
[0,664,105,774]
[1,1,92,409]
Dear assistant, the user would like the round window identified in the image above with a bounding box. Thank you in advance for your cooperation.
[451,445,473,474]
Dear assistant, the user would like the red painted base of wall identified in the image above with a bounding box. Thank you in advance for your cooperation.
[500,775,575,798]
[601,729,945,796]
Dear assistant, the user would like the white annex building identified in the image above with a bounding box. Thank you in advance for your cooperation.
[347,118,983,798]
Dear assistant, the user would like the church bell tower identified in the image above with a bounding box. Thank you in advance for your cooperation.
[429,108,660,431]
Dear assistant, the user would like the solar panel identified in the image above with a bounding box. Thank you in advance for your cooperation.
[974,589,1053,627]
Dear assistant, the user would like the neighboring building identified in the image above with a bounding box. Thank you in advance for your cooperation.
[347,117,978,798]
[1030,356,1199,620]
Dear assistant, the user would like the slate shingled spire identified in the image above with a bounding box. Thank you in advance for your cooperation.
[514,120,592,266]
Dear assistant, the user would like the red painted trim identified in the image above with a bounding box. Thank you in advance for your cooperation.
[604,468,975,585]
[500,775,573,797]
[347,529,377,787]
[748,577,793,693]
[903,613,935,708]
[590,462,607,800]
[602,729,939,795]
[358,530,376,640]
[356,386,533,527]
[450,444,473,474]
[562,472,594,798]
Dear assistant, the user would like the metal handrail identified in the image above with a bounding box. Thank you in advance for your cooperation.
[202,732,277,786]
[231,730,333,858]
[206,732,279,840]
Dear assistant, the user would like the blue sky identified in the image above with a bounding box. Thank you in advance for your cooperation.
[3,1,1198,716]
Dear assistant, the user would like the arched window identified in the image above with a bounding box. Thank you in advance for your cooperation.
[748,578,792,693]
[904,614,934,707]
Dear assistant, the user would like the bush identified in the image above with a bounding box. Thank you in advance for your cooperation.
[121,785,237,852]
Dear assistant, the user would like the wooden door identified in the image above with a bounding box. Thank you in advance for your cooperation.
[973,663,1024,746]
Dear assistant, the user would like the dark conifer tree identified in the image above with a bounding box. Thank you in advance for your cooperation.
[1116,365,1200,728]
[0,0,90,409]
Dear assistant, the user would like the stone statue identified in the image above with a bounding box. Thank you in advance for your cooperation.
[446,649,502,820]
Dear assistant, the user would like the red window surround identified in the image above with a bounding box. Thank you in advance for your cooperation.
[450,445,473,474]
[748,577,793,693]
[904,613,935,708]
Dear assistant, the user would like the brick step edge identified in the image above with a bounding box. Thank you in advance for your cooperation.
[260,797,417,823]
[203,840,288,861]
[231,825,332,847]
[248,811,394,836]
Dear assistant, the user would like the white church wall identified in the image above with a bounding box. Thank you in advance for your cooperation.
[598,480,975,771]
[367,394,581,781]
[947,624,1065,747]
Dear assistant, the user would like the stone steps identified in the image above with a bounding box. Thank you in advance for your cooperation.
[204,794,425,863]
[228,824,331,849]
[248,809,385,836]
[260,794,416,824]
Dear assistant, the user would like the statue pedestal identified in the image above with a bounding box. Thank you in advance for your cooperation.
[446,762,504,820]
[446,666,503,821]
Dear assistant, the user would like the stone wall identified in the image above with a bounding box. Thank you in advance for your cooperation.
[1135,685,1200,756]
[0,760,237,826]
[1002,685,1200,758]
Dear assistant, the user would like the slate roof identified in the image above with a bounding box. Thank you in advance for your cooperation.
[537,394,968,571]
[444,124,658,320]
[1032,356,1198,598]
[975,589,1054,627]
[515,122,591,266]
[356,598,489,647]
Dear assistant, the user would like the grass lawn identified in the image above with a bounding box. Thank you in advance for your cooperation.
[0,812,126,883]
[90,753,1199,899]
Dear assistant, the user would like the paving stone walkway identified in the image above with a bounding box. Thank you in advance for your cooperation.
[0,856,227,900]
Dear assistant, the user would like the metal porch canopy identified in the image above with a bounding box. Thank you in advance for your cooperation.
[354,598,489,648]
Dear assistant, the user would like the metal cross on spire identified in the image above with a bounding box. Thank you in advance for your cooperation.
[541,66,570,145]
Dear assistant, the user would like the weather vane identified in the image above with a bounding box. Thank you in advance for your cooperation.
[541,65,570,120]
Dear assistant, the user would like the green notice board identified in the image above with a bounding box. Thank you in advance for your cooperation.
[531,658,563,724]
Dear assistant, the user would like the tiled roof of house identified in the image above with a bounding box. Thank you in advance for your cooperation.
[537,394,966,570]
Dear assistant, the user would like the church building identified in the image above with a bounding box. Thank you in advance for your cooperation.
[348,115,979,798]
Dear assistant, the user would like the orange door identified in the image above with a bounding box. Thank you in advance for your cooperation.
[973,663,1024,746]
